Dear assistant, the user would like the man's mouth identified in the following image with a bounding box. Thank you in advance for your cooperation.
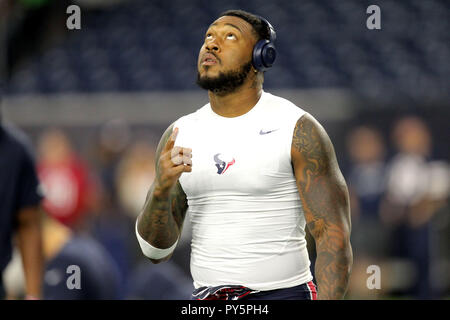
[202,53,218,66]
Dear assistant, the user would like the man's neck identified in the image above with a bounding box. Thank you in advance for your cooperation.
[208,84,263,118]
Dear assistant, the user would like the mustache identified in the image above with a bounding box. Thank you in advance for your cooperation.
[202,51,221,64]
[210,52,220,62]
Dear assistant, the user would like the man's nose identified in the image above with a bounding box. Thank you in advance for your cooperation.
[206,41,219,52]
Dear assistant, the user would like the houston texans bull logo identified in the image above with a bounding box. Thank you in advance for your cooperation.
[214,153,235,174]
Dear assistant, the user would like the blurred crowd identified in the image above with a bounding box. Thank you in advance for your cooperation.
[2,113,448,300]
[2,120,194,300]
[344,116,449,299]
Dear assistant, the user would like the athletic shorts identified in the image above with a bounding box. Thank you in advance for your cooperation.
[192,281,317,300]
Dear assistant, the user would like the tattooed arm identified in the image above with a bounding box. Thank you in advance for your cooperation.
[136,124,191,264]
[291,113,353,299]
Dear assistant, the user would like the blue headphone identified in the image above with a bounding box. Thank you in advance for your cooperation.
[252,16,277,72]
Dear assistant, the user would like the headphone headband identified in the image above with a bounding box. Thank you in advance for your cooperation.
[257,16,276,43]
[252,15,277,72]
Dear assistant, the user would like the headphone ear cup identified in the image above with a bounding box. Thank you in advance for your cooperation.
[252,39,276,72]
[252,39,270,72]
[261,42,276,69]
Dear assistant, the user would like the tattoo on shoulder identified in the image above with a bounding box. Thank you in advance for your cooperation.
[292,114,333,175]
[292,114,347,223]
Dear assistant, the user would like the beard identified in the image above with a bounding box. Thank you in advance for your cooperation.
[196,60,252,95]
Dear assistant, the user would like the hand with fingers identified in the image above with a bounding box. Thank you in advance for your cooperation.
[154,127,192,198]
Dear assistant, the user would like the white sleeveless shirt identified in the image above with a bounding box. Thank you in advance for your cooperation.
[174,91,313,290]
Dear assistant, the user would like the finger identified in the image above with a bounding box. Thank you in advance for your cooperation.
[171,146,191,157]
[182,147,192,157]
[171,146,183,159]
[171,164,192,176]
[164,127,179,152]
[162,146,191,165]
[182,155,192,166]
[171,154,183,166]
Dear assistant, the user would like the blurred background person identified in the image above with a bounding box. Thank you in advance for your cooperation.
[380,116,449,299]
[347,126,387,235]
[0,121,44,300]
[115,140,156,218]
[1,0,44,301]
[90,137,158,295]
[42,213,121,300]
[345,125,388,299]
[92,119,131,211]
[83,119,135,295]
[125,260,193,300]
[3,213,122,300]
[34,127,126,298]
[36,128,93,229]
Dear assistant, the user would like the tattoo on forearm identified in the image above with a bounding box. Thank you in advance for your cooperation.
[139,188,177,248]
[139,182,187,248]
[292,114,352,299]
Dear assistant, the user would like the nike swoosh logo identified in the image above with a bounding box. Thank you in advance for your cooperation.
[259,129,279,135]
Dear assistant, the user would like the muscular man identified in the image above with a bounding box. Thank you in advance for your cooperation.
[136,9,352,300]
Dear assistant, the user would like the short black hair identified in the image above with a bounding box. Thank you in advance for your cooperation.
[219,9,270,42]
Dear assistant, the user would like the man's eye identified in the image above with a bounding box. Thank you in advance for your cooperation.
[226,34,236,40]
